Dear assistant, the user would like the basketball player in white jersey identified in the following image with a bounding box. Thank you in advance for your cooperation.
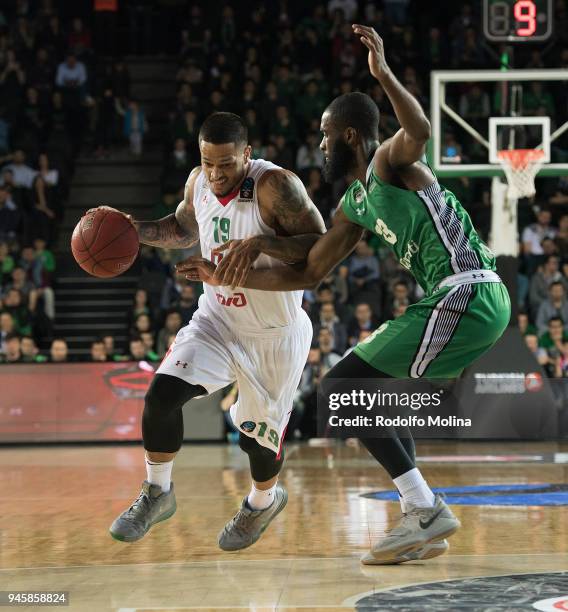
[106,112,325,550]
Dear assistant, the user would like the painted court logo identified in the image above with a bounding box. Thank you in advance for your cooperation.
[364,483,568,506]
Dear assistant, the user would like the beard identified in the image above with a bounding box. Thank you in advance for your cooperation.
[322,138,357,183]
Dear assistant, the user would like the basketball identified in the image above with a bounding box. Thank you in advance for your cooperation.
[70,208,139,278]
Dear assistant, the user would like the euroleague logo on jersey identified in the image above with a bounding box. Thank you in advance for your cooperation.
[239,177,255,201]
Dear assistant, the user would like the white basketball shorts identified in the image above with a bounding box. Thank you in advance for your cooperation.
[156,307,313,453]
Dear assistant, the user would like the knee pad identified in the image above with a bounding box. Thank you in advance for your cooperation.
[238,432,284,482]
[142,374,206,453]
[144,373,205,417]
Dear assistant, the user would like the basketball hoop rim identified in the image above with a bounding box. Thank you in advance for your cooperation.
[497,148,546,170]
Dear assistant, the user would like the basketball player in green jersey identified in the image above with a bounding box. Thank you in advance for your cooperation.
[178,25,511,564]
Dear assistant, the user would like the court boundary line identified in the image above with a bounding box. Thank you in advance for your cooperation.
[1,552,568,572]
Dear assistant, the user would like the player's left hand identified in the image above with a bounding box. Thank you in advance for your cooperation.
[352,24,389,80]
[212,237,262,289]
[176,257,222,286]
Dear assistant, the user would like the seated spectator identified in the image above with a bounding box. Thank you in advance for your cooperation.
[171,284,198,323]
[272,134,294,170]
[347,302,380,346]
[49,338,68,362]
[132,312,152,335]
[296,81,327,130]
[0,184,20,240]
[518,310,537,336]
[2,288,33,335]
[522,209,557,276]
[385,281,411,320]
[554,215,568,259]
[32,238,55,286]
[94,86,118,159]
[126,335,159,362]
[67,17,92,61]
[308,284,348,322]
[121,99,147,156]
[0,311,15,351]
[5,266,37,310]
[90,339,107,362]
[296,132,323,172]
[18,243,55,319]
[162,138,192,196]
[156,310,182,356]
[529,255,564,315]
[20,335,46,362]
[101,334,116,359]
[140,330,156,356]
[305,168,332,222]
[0,241,15,285]
[347,239,381,297]
[539,316,568,349]
[55,53,87,101]
[538,318,568,377]
[314,301,347,354]
[316,327,342,370]
[458,85,490,132]
[536,283,568,334]
[130,288,151,327]
[524,333,548,368]
[0,333,22,363]
[37,153,61,212]
[550,177,568,207]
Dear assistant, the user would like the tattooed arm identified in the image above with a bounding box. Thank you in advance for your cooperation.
[210,169,326,287]
[255,169,326,260]
[134,167,201,249]
[178,208,363,291]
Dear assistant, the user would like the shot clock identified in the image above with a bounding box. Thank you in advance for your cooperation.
[483,0,553,42]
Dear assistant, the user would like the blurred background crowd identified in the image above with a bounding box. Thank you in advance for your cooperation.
[0,0,568,438]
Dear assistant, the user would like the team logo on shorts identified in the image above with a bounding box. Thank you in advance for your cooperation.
[239,177,255,200]
[240,421,256,433]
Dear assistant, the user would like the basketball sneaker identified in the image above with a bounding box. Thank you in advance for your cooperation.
[361,539,449,565]
[109,481,176,542]
[218,484,288,551]
[362,494,460,564]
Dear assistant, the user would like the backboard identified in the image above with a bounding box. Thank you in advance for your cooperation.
[430,69,568,178]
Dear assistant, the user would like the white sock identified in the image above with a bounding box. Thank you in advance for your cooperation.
[145,458,173,493]
[247,483,277,510]
[393,468,435,509]
[398,494,407,514]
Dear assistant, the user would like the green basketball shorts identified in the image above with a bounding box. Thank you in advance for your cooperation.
[354,278,511,379]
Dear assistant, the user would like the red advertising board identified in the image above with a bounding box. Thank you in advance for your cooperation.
[0,362,155,442]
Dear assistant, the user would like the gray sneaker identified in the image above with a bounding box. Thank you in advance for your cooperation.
[363,494,460,564]
[361,539,449,565]
[109,481,176,542]
[218,484,288,551]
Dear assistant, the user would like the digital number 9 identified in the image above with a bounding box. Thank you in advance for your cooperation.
[515,0,536,36]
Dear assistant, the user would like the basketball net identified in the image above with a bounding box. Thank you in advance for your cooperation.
[497,149,546,200]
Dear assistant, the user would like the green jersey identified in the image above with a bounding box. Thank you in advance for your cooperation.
[341,166,496,296]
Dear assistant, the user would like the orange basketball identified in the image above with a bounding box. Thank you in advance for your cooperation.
[70,208,139,278]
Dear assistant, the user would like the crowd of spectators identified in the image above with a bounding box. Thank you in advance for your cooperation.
[1,1,568,436]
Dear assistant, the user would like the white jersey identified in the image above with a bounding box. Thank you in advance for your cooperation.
[193,158,304,332]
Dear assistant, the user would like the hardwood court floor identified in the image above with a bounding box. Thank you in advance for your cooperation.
[1,441,568,611]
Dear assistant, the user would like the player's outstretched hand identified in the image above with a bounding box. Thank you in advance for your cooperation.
[85,205,134,224]
[176,257,221,286]
[352,24,388,80]
[212,237,261,289]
